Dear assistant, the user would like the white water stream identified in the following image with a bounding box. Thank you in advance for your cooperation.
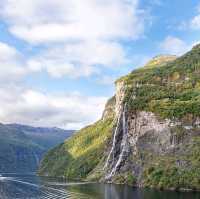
[104,108,122,170]
[105,104,129,180]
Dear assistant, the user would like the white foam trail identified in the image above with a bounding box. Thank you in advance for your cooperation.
[8,180,59,199]
[5,178,69,198]
[4,176,91,199]
[9,179,40,188]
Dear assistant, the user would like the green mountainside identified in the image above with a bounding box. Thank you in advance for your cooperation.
[38,97,115,178]
[120,44,200,121]
[39,44,200,190]
[0,123,73,173]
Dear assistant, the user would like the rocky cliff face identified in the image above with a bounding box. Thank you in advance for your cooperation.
[102,49,200,189]
[103,80,195,186]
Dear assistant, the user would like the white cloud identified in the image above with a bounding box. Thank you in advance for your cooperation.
[176,3,200,31]
[31,40,128,78]
[0,39,126,81]
[1,0,145,44]
[0,41,43,82]
[0,86,107,129]
[27,60,43,72]
[0,0,149,128]
[159,36,189,55]
[0,44,108,129]
[188,3,200,30]
[47,64,98,79]
[0,42,28,80]
[0,0,147,79]
[191,14,200,29]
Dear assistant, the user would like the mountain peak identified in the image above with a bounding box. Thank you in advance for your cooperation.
[145,55,177,68]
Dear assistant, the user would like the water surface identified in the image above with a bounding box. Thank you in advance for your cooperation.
[0,174,199,199]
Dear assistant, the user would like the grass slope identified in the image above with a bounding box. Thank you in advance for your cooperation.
[38,118,113,178]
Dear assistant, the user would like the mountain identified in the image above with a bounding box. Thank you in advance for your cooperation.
[0,123,73,173]
[39,44,200,190]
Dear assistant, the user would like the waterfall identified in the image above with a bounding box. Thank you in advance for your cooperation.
[105,104,129,180]
[104,108,122,169]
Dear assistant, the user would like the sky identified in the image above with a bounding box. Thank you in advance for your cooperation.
[0,0,200,129]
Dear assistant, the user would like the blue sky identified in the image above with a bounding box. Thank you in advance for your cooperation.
[0,0,200,129]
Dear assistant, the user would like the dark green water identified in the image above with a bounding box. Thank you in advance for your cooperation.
[0,174,199,199]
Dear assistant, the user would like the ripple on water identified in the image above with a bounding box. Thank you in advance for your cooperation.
[0,176,93,199]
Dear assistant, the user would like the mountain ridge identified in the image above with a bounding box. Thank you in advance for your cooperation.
[0,122,74,173]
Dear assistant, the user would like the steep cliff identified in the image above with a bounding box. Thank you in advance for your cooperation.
[39,44,200,190]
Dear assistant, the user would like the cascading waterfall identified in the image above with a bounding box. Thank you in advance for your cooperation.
[104,108,122,170]
[105,104,129,180]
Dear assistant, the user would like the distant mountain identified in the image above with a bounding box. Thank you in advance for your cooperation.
[0,123,73,173]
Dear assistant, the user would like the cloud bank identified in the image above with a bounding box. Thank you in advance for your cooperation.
[1,0,145,43]
[0,86,107,129]
[0,0,148,129]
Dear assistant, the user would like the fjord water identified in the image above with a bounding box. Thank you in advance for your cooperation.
[0,174,199,199]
